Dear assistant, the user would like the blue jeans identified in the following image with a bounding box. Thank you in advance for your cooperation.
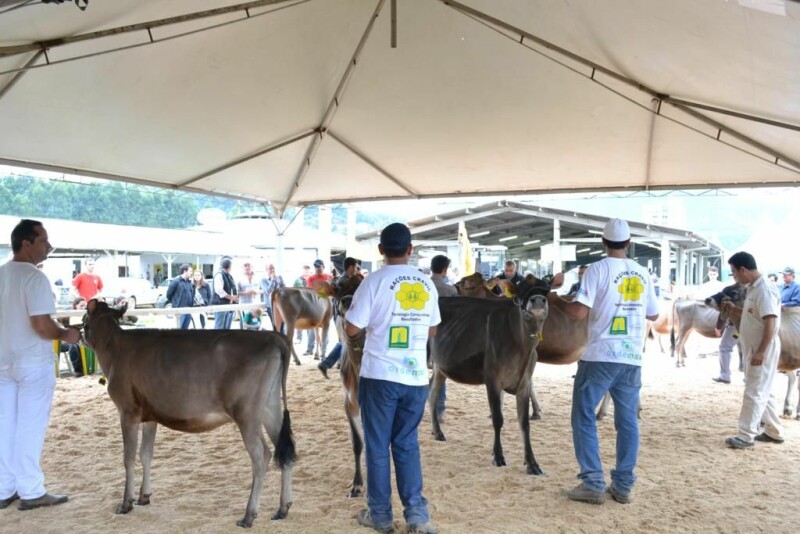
[178,314,192,330]
[359,377,430,527]
[306,331,315,352]
[572,360,641,494]
[214,310,234,330]
[319,342,342,369]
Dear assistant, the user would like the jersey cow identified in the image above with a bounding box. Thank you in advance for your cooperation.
[83,300,296,528]
[429,276,551,475]
[271,286,332,364]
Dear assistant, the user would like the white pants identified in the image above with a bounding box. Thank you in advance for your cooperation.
[0,363,56,500]
[736,343,783,442]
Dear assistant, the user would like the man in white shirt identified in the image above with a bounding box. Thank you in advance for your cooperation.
[547,219,659,505]
[722,252,784,448]
[0,219,81,510]
[345,223,440,534]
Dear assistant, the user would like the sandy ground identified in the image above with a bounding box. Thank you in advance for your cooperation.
[3,330,800,534]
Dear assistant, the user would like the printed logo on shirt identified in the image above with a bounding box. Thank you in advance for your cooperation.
[617,276,644,302]
[395,282,430,311]
[388,326,410,348]
[609,316,628,335]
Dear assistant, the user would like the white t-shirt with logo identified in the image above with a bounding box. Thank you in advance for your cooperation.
[0,260,58,370]
[739,275,781,354]
[576,257,659,366]
[347,264,441,386]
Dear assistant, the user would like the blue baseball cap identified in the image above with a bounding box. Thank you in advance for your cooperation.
[380,223,411,250]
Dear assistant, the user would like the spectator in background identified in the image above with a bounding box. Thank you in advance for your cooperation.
[565,265,588,301]
[305,259,333,356]
[192,270,211,329]
[72,258,103,301]
[430,256,457,298]
[211,256,238,329]
[495,260,524,292]
[780,266,800,310]
[166,264,194,330]
[237,261,261,305]
[64,297,87,376]
[260,263,285,331]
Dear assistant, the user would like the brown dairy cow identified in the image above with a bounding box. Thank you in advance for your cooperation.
[271,285,332,365]
[671,299,725,367]
[430,276,551,474]
[82,299,296,528]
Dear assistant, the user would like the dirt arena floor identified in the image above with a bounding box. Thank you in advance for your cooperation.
[3,332,799,533]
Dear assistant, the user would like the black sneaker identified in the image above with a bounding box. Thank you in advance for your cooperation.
[725,436,754,449]
[754,432,784,444]
[18,493,68,511]
[712,377,731,384]
[0,493,19,510]
[317,363,329,379]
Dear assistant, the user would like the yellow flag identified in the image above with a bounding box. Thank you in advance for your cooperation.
[458,221,474,277]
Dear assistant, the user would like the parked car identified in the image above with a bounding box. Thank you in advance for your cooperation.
[102,277,160,309]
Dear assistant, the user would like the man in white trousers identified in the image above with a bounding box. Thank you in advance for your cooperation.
[0,219,81,510]
[722,251,784,448]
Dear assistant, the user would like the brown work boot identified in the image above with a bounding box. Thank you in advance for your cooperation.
[18,493,68,511]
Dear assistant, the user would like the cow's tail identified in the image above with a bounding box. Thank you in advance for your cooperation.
[669,301,677,354]
[276,336,297,468]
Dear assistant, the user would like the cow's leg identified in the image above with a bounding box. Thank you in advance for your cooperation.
[675,330,690,367]
[486,384,506,467]
[319,323,330,360]
[796,370,800,420]
[236,419,268,528]
[313,328,322,360]
[285,324,302,366]
[262,392,294,520]
[117,413,140,515]
[784,371,797,417]
[346,408,364,498]
[529,365,541,420]
[429,368,446,441]
[137,421,157,506]
[516,386,543,475]
[596,391,611,421]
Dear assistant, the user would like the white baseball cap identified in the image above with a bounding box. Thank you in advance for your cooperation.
[602,218,631,241]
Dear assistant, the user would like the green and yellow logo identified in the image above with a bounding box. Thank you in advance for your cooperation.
[389,326,410,348]
[610,316,628,335]
[617,276,644,302]
[396,282,430,311]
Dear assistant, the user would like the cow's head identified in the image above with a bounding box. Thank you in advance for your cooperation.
[83,298,127,348]
[524,294,549,346]
[455,272,488,296]
[515,273,563,308]
[704,283,746,311]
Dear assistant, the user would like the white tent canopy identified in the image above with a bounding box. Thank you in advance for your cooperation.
[1,0,799,216]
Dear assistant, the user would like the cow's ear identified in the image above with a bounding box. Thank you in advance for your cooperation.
[496,280,516,298]
[115,303,128,319]
[86,298,98,313]
[550,272,565,289]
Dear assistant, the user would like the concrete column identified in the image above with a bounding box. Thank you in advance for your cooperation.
[318,205,332,267]
[552,219,561,274]
[660,239,670,297]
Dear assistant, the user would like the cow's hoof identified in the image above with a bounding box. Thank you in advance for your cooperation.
[784,409,792,417]
[432,431,446,442]
[530,412,542,421]
[136,494,151,506]
[116,500,134,515]
[492,458,507,467]
[527,464,544,476]
[271,502,291,520]
[237,513,257,528]
[595,413,605,421]
[348,487,364,498]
